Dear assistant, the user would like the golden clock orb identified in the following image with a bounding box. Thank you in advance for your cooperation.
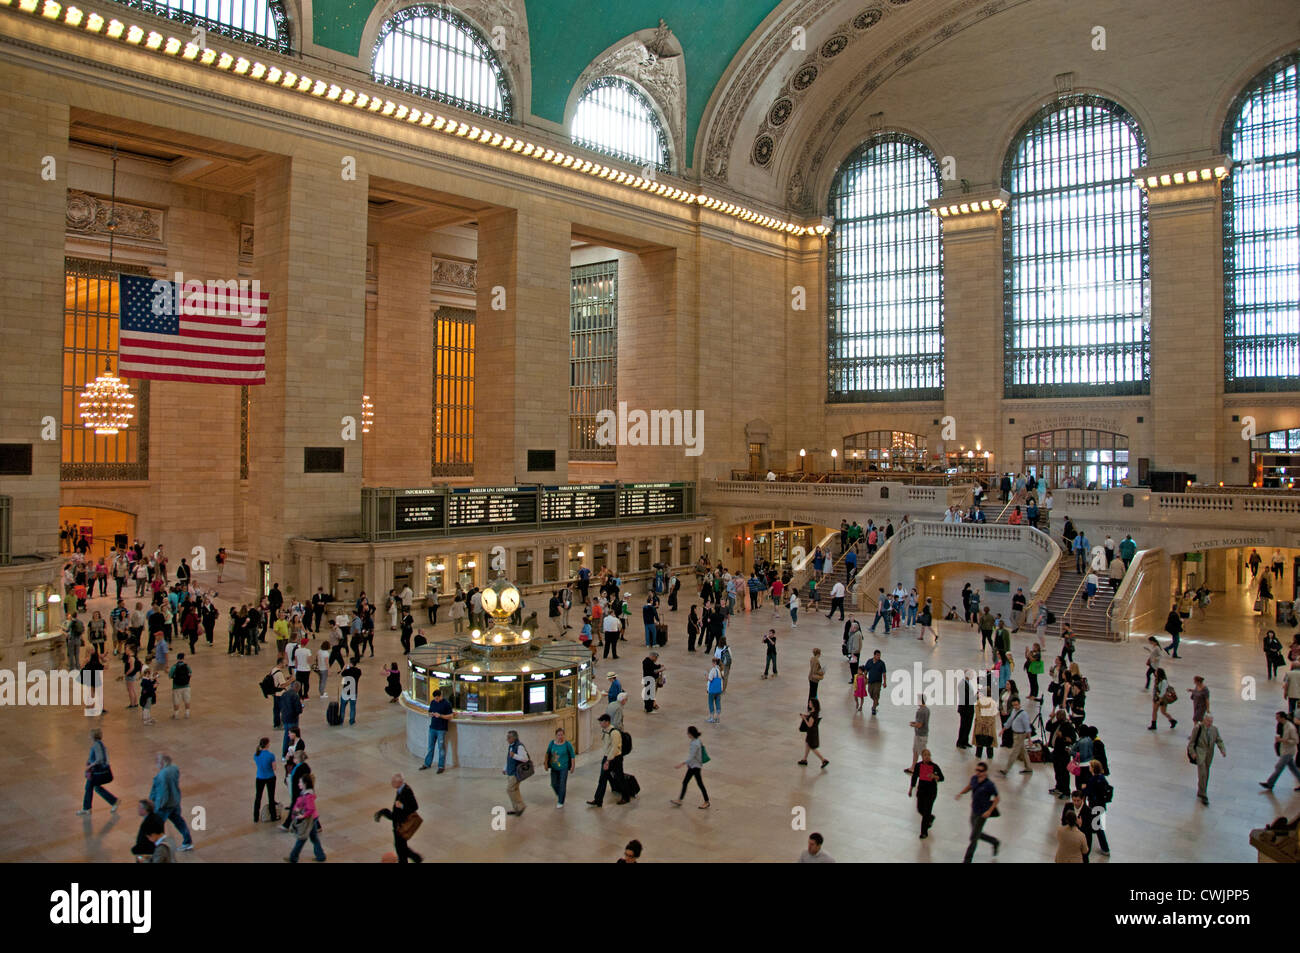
[480,586,498,615]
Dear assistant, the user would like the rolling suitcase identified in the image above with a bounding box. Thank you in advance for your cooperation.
[656,623,668,646]
[326,700,343,726]
[618,773,640,799]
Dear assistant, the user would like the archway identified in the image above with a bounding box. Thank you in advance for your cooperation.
[58,505,136,561]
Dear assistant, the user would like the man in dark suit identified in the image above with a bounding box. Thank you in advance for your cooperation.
[956,670,977,749]
[375,773,422,863]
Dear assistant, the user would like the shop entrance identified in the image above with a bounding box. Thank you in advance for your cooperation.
[748,522,814,570]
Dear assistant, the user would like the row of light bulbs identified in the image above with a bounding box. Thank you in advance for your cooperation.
[1136,166,1228,189]
[10,0,823,236]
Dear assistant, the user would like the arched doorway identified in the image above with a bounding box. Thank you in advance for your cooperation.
[58,505,136,561]
[1022,429,1129,489]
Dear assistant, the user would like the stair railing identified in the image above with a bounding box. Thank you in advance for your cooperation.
[1106,548,1165,641]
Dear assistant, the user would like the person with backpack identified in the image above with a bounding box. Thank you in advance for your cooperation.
[670,725,710,809]
[168,653,192,719]
[503,730,530,817]
[587,714,628,807]
[263,657,287,728]
[1081,759,1112,855]
[706,658,723,723]
[1149,667,1177,730]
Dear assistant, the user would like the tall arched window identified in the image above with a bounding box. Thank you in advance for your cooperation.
[571,77,670,171]
[1222,51,1300,392]
[372,5,512,121]
[827,134,943,402]
[1002,95,1149,397]
[111,0,290,51]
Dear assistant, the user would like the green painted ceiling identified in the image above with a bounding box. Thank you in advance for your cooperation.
[308,1,785,161]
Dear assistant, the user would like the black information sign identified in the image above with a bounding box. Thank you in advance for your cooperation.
[541,484,617,522]
[395,493,445,531]
[619,483,686,518]
[448,486,537,528]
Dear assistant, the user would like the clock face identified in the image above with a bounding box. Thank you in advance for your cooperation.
[480,586,498,614]
[500,586,520,615]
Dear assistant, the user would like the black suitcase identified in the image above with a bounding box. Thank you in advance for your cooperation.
[656,623,668,646]
[618,773,640,799]
[326,701,342,726]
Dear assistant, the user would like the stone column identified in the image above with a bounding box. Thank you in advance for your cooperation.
[1142,164,1226,481]
[931,193,1007,466]
[0,82,66,560]
[367,233,434,486]
[473,207,570,484]
[156,206,242,562]
[248,152,368,590]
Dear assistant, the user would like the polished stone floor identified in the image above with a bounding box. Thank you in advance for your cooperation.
[2,567,1293,863]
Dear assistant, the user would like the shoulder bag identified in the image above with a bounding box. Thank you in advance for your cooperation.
[395,811,423,840]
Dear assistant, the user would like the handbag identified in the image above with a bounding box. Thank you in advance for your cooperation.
[516,758,535,782]
[1161,686,1178,705]
[1028,659,1044,675]
[291,812,314,838]
[87,764,113,785]
[1253,598,1263,613]
[700,744,711,764]
[798,718,809,733]
[395,811,423,840]
[708,675,723,693]
[1067,754,1082,776]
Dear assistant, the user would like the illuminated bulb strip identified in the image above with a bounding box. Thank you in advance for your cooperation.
[1135,165,1229,190]
[19,2,817,235]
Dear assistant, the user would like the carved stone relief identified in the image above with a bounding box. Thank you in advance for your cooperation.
[66,189,164,243]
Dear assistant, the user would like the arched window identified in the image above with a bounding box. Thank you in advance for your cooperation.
[827,134,943,401]
[1002,95,1149,397]
[372,5,512,122]
[1222,51,1300,392]
[571,77,670,171]
[112,0,290,51]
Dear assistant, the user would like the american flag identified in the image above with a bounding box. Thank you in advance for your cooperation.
[117,274,267,385]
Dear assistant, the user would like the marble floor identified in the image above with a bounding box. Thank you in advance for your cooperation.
[2,568,1294,863]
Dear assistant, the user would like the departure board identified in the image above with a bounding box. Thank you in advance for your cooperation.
[618,483,687,517]
[395,493,445,531]
[541,484,617,522]
[447,486,537,528]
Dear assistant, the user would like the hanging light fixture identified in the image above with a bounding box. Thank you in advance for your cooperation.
[78,144,136,436]
[79,359,136,434]
[361,394,375,433]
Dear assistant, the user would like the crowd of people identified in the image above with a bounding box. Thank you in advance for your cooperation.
[59,517,1300,864]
